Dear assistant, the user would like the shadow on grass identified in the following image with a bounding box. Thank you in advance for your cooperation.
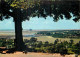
[0,48,16,54]
[0,48,28,54]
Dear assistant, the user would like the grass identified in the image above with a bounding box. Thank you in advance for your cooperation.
[0,31,80,44]
[23,36,80,44]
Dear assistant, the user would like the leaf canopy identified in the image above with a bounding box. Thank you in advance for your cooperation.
[0,0,80,22]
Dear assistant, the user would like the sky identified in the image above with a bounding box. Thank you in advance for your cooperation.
[0,16,80,30]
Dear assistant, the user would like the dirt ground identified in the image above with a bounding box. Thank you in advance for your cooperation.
[0,52,80,57]
[0,52,54,57]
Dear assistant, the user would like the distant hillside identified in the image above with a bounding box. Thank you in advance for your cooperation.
[37,30,80,38]
[0,29,14,31]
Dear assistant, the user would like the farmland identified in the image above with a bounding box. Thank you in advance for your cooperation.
[0,30,80,55]
[0,30,80,44]
[24,36,80,44]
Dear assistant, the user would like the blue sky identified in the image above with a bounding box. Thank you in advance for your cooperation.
[0,16,80,30]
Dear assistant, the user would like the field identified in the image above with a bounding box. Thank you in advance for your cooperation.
[0,30,80,44]
[23,36,80,44]
[0,30,80,57]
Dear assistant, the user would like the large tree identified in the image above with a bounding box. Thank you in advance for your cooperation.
[0,0,80,51]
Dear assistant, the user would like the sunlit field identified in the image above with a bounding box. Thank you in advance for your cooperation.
[24,36,80,44]
[0,30,80,44]
[0,30,80,56]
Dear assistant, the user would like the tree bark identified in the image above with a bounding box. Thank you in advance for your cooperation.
[14,18,25,51]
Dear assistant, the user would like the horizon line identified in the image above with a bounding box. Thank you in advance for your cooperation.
[0,29,80,31]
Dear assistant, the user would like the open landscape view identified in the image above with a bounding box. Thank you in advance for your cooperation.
[0,0,80,57]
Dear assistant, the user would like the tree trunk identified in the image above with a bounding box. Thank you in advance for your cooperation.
[14,18,25,51]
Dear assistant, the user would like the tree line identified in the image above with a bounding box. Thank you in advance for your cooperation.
[0,37,80,54]
[24,37,80,54]
[37,30,80,38]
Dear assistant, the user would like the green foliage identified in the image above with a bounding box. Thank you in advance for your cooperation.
[67,48,75,54]
[0,38,80,54]
[0,39,14,48]
[36,41,42,47]
[0,0,80,22]
[70,39,74,44]
[54,39,59,45]
[23,37,80,54]
[29,37,37,43]
[35,48,41,52]
[0,39,6,47]
[37,30,80,38]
